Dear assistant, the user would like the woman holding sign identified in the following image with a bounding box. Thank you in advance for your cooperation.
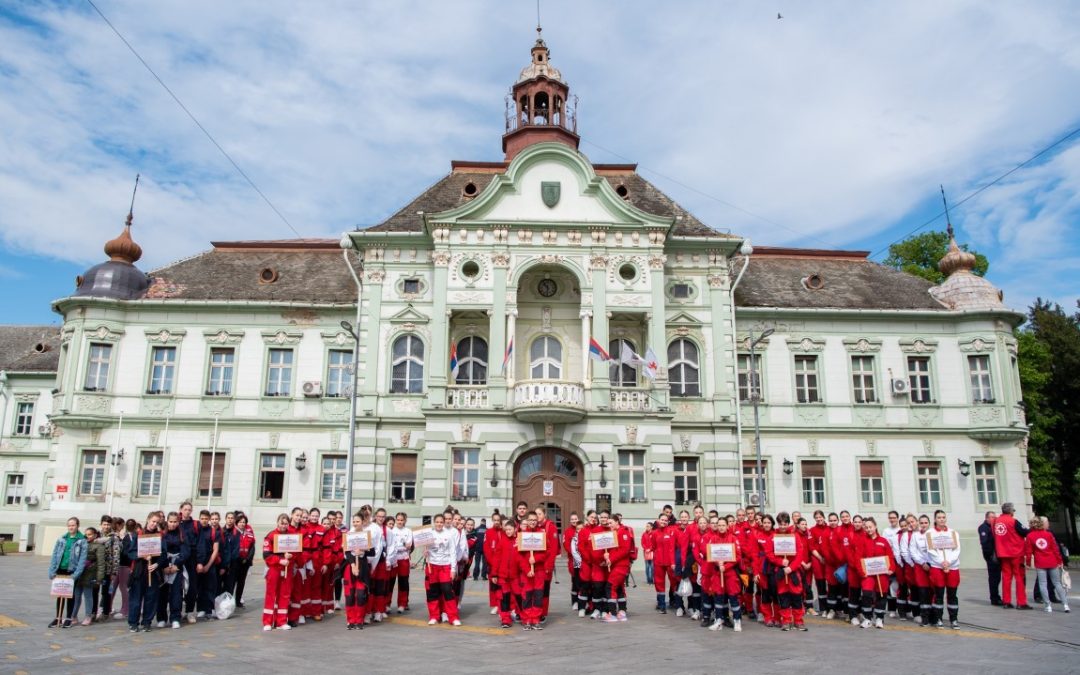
[856,517,895,629]
[766,512,808,632]
[125,513,165,633]
[424,514,462,626]
[48,517,88,628]
[343,509,375,630]
[700,517,743,632]
[926,510,962,629]
[263,513,298,630]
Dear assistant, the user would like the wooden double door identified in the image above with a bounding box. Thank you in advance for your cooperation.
[513,448,584,532]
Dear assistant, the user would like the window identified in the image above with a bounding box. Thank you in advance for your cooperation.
[968,355,994,403]
[609,339,638,387]
[452,448,479,500]
[851,355,877,404]
[673,457,698,505]
[13,402,34,436]
[618,450,646,503]
[320,455,347,501]
[742,460,767,506]
[326,349,353,397]
[403,278,421,294]
[265,348,293,396]
[147,346,177,395]
[859,461,885,505]
[455,337,488,385]
[975,461,999,506]
[907,356,932,404]
[737,354,763,402]
[258,453,286,501]
[917,460,942,506]
[518,454,542,481]
[668,339,700,397]
[197,451,225,498]
[672,283,691,299]
[794,355,820,403]
[5,474,25,506]
[84,343,112,391]
[554,452,579,480]
[390,454,417,503]
[79,450,106,497]
[391,335,424,393]
[206,348,235,396]
[529,336,562,379]
[801,460,826,505]
[136,451,164,498]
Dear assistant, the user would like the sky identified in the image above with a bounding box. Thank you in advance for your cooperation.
[1,0,1079,325]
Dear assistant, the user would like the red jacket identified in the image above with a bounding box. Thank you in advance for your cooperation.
[302,522,326,569]
[994,514,1026,559]
[809,524,830,564]
[857,534,895,575]
[262,529,295,571]
[541,520,559,571]
[827,524,852,568]
[766,527,808,571]
[651,524,677,567]
[606,527,633,570]
[1025,530,1064,569]
[491,529,522,582]
[322,526,343,568]
[750,529,774,576]
[697,530,741,576]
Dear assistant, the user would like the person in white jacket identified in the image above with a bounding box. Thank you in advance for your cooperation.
[895,517,915,621]
[387,513,414,613]
[908,515,932,626]
[926,510,962,630]
[882,511,903,618]
[424,514,462,626]
[362,511,385,623]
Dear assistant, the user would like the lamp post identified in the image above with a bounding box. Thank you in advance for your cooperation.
[340,320,360,520]
[748,327,774,508]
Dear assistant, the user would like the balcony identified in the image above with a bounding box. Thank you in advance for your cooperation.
[446,386,489,410]
[512,380,585,423]
[610,389,652,412]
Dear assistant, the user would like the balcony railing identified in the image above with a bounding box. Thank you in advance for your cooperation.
[447,386,489,410]
[610,389,652,412]
[513,380,585,408]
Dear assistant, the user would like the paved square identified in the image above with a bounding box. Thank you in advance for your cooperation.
[1,555,1077,674]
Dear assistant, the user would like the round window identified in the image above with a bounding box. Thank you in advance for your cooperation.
[619,263,637,282]
[461,261,480,279]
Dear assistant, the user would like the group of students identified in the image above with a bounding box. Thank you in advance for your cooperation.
[47,503,258,631]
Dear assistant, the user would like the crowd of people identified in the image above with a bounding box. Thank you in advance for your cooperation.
[47,498,1070,635]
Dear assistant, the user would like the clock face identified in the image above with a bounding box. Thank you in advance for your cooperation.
[537,279,558,297]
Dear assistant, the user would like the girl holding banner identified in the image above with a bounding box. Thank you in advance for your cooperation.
[856,517,896,629]
[926,510,962,629]
[262,513,298,630]
[124,512,165,632]
[48,517,87,628]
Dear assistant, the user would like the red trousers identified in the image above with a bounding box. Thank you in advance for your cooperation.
[425,564,459,622]
[653,564,676,594]
[368,560,390,615]
[288,569,304,623]
[496,579,516,625]
[518,572,544,625]
[1000,557,1026,606]
[343,565,368,625]
[929,567,960,589]
[394,559,410,608]
[263,565,292,627]
[776,575,805,626]
[303,567,324,618]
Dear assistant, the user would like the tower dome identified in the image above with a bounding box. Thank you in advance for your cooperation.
[502,27,580,161]
[929,226,1004,311]
[74,211,151,301]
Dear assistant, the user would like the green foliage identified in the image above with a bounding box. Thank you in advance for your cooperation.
[883,231,990,284]
[1017,331,1061,513]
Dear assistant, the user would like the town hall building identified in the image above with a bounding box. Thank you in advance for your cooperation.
[0,34,1028,565]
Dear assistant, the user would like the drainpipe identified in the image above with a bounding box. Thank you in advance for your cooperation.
[729,242,752,501]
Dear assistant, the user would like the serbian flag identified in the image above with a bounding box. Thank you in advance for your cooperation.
[643,346,661,380]
[588,338,611,362]
[502,337,514,374]
[449,342,460,379]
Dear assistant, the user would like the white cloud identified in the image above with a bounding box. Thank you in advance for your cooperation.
[0,0,1078,314]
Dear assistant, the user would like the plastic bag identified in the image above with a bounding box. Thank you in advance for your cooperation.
[833,564,848,585]
[214,591,236,621]
[676,578,693,598]
[1062,569,1072,592]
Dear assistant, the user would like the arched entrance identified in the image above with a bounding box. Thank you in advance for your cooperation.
[513,448,584,531]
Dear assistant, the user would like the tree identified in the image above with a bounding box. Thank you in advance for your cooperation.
[883,230,990,284]
[1016,330,1061,514]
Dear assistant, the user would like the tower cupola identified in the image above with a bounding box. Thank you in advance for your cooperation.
[502,27,579,160]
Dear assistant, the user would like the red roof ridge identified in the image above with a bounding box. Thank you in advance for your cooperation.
[449,160,638,175]
[211,239,340,251]
[751,246,870,260]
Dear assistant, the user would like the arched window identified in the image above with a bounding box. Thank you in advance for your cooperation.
[529,336,562,380]
[533,92,550,124]
[455,336,488,385]
[390,335,424,394]
[609,339,638,387]
[668,339,700,397]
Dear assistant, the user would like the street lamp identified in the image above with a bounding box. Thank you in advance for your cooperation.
[598,458,608,489]
[748,327,774,509]
[340,319,360,518]
[958,458,971,477]
[783,458,793,475]
[489,458,500,488]
[295,452,307,472]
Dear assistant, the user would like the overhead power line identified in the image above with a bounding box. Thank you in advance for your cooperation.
[869,122,1080,259]
[84,0,303,238]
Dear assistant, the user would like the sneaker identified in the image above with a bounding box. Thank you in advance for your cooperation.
[48,619,59,628]
[490,607,498,615]
[578,608,586,618]
[617,611,627,622]
[142,626,152,633]
[298,616,306,625]
[1017,605,1033,611]
[196,611,206,619]
[237,602,246,609]
[951,620,960,629]
[860,619,872,629]
[733,619,742,632]
[602,614,619,623]
[533,623,543,630]
[824,610,835,620]
[522,624,533,631]
[796,623,808,631]
[1002,603,1014,609]
[709,619,723,631]
[590,609,600,620]
[571,602,578,610]
[539,616,547,624]
[1046,605,1053,613]
[690,610,700,620]
[172,621,181,629]
[874,618,884,629]
[326,609,334,616]
[397,607,405,614]
[372,613,382,623]
[1064,605,1071,613]
[451,619,462,626]
[676,608,685,617]
[156,621,165,628]
[935,620,944,628]
[428,618,438,625]
[852,617,862,627]
[129,625,139,633]
[888,611,896,618]
[279,623,292,630]
[187,613,197,624]
[913,616,923,626]
[113,612,125,620]
[659,608,667,615]
[781,623,791,631]
[62,619,72,628]
[263,625,272,632]
[500,623,512,629]
[441,613,449,623]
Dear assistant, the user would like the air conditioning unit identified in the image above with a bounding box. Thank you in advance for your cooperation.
[891,378,909,396]
[302,381,323,397]
[25,494,40,506]
[747,493,762,507]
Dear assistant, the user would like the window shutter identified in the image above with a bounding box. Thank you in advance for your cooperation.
[802,460,825,477]
[859,461,883,478]
[391,454,417,481]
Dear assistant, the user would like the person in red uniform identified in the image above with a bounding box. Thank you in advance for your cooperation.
[286,508,308,626]
[734,511,756,620]
[600,515,633,622]
[751,515,777,626]
[670,511,691,616]
[685,515,708,620]
[343,509,373,630]
[704,516,744,631]
[485,512,503,615]
[585,511,614,620]
[301,508,327,621]
[322,514,343,617]
[842,514,867,622]
[262,514,296,630]
[534,505,560,622]
[767,512,808,631]
[1025,516,1070,613]
[516,512,547,630]
[993,502,1031,609]
[563,512,581,610]
[857,516,896,629]
[651,513,677,614]
[795,516,815,614]
[489,518,521,628]
[808,510,830,616]
[694,516,719,628]
[575,511,597,615]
